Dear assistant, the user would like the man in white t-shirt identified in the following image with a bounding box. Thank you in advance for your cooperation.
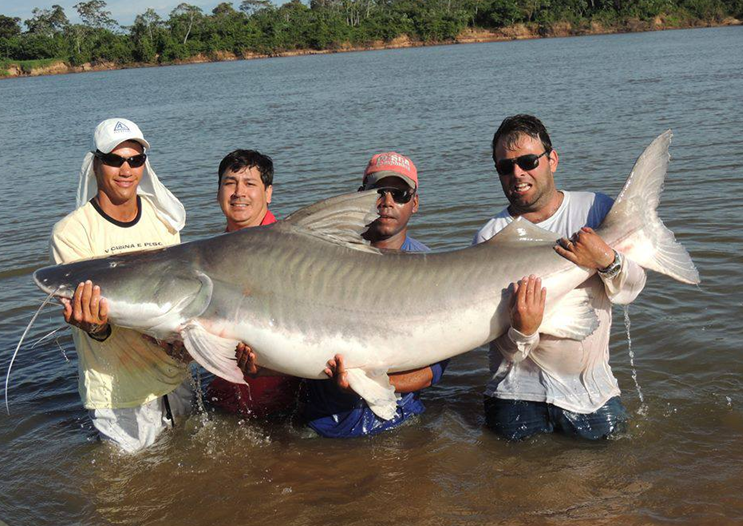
[473,114,646,440]
[50,118,191,453]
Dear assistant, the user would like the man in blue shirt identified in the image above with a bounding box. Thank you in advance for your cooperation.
[303,152,449,438]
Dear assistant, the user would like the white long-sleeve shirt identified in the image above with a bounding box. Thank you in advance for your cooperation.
[474,191,647,413]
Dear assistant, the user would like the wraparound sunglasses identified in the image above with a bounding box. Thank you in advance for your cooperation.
[495,150,549,176]
[94,150,148,168]
[358,186,416,204]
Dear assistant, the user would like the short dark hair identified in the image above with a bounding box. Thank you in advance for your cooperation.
[491,115,553,164]
[218,149,274,187]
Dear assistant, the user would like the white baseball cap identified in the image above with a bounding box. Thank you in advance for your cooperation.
[94,118,151,153]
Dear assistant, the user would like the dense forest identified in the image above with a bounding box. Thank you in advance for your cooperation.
[1,0,740,73]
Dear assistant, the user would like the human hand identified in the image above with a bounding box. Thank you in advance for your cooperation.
[142,335,192,364]
[61,280,109,336]
[324,354,354,393]
[554,227,615,270]
[509,275,546,336]
[236,342,261,378]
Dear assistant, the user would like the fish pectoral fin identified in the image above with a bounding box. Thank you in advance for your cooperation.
[344,368,398,421]
[180,322,246,385]
[540,288,600,340]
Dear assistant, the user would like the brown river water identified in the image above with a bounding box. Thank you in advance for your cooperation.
[0,26,741,525]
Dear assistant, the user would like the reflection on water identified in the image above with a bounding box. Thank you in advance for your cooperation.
[1,26,742,525]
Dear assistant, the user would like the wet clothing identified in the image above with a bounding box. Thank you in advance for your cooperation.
[50,195,192,453]
[207,373,301,418]
[474,191,646,438]
[91,377,194,453]
[207,209,302,418]
[51,196,189,410]
[303,236,450,438]
[483,396,627,441]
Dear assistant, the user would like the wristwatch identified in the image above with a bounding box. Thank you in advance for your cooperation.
[598,250,622,279]
[88,324,112,342]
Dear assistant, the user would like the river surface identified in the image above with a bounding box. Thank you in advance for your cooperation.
[0,26,742,525]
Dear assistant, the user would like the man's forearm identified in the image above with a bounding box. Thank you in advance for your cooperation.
[389,366,433,393]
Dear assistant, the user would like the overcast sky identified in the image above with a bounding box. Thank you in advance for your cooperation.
[2,0,283,27]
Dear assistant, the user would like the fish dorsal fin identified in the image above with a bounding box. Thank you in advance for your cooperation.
[281,190,381,254]
[484,217,561,247]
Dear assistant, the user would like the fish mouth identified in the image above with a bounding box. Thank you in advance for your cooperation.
[33,266,74,299]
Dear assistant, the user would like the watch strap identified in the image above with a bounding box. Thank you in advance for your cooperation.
[598,250,622,279]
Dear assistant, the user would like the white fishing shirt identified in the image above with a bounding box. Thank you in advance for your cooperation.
[474,191,647,414]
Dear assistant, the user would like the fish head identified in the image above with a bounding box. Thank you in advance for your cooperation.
[34,247,213,337]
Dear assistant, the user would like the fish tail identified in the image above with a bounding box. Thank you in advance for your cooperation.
[597,130,700,285]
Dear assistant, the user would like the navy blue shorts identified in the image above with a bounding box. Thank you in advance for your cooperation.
[483,396,628,441]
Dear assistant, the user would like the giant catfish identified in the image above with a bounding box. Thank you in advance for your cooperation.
[30,132,699,419]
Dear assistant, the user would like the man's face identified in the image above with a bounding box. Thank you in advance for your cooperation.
[366,176,419,240]
[495,134,559,214]
[218,166,273,231]
[94,141,145,205]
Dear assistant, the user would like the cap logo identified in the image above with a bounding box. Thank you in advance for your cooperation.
[113,121,130,133]
[375,154,410,170]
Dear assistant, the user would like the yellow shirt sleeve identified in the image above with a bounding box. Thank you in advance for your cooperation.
[50,214,94,264]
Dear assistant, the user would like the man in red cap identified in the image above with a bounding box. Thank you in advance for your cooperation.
[305,152,447,437]
[356,151,428,251]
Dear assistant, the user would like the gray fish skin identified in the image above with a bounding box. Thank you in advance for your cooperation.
[32,131,699,418]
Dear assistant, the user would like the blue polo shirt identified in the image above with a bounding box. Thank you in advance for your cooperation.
[303,236,450,438]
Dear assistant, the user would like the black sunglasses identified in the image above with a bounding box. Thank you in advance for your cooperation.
[495,150,549,176]
[358,185,416,204]
[94,150,147,168]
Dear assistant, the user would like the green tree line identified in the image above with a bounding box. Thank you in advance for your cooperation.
[1,0,740,67]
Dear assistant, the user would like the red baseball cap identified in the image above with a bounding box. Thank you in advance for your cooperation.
[362,152,418,190]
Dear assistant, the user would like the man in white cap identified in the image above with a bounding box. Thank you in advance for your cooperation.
[50,118,191,453]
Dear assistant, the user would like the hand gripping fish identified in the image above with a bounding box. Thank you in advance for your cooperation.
[27,132,699,419]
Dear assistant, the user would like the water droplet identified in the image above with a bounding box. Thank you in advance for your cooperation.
[624,306,648,415]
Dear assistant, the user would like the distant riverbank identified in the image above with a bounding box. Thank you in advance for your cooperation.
[2,17,739,79]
